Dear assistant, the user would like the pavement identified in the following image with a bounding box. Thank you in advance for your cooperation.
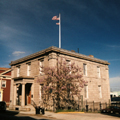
[6,108,120,120]
[43,111,120,120]
[18,110,120,120]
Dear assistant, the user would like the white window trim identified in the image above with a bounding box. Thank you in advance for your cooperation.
[0,90,3,101]
[39,59,44,75]
[97,66,100,78]
[39,84,43,101]
[84,85,88,99]
[17,66,20,77]
[27,63,31,76]
[1,80,6,88]
[83,64,87,76]
[98,86,102,98]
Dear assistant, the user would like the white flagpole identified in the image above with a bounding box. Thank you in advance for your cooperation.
[59,13,61,48]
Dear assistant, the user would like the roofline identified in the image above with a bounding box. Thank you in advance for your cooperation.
[0,69,11,76]
[0,67,10,71]
[9,46,110,66]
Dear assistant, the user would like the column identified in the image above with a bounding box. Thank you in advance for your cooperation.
[21,83,26,106]
[13,84,17,106]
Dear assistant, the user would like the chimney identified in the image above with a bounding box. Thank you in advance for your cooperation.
[89,55,94,58]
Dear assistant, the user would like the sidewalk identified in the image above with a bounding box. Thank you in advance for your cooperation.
[43,111,85,120]
[6,108,36,115]
[19,110,36,115]
[6,108,120,120]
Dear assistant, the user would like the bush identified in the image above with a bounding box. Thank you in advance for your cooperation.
[56,109,75,113]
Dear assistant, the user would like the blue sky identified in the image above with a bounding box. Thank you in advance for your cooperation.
[0,0,120,91]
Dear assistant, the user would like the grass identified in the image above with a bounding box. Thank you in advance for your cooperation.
[56,109,77,113]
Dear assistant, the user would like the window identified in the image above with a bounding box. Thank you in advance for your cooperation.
[83,64,87,76]
[1,80,6,88]
[17,66,20,77]
[39,59,44,75]
[39,84,43,100]
[97,66,100,78]
[67,84,70,98]
[27,63,31,76]
[66,60,71,74]
[106,69,109,80]
[98,86,102,98]
[84,85,88,98]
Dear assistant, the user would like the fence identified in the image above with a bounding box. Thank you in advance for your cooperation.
[41,94,112,112]
[80,101,110,112]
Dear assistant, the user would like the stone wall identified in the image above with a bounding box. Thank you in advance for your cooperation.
[10,50,110,110]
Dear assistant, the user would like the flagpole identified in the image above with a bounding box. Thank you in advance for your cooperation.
[59,13,61,48]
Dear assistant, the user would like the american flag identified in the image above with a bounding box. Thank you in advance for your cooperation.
[56,23,60,25]
[52,16,59,20]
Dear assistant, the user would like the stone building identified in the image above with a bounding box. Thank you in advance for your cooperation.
[9,46,110,111]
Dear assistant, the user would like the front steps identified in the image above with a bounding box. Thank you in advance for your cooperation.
[12,104,35,112]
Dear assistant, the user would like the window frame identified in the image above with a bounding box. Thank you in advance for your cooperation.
[27,63,31,76]
[97,66,100,78]
[66,60,71,74]
[17,66,20,77]
[98,85,102,98]
[39,59,44,75]
[39,84,43,100]
[84,85,88,99]
[1,80,6,88]
[83,63,87,76]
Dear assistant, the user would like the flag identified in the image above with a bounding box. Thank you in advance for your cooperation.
[52,13,61,48]
[56,23,60,25]
[52,16,60,20]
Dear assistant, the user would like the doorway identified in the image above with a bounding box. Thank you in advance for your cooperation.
[25,83,32,105]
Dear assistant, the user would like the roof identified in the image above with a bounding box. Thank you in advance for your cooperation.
[9,46,110,66]
[0,67,10,71]
[0,68,11,77]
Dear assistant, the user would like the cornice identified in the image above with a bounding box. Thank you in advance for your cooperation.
[13,76,34,80]
[9,46,110,65]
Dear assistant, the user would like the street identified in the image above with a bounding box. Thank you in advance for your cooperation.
[0,110,120,120]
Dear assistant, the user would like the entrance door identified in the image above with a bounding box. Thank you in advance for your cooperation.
[28,91,31,104]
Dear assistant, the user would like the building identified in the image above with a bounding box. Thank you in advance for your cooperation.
[0,67,11,106]
[9,46,110,111]
[110,91,120,97]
